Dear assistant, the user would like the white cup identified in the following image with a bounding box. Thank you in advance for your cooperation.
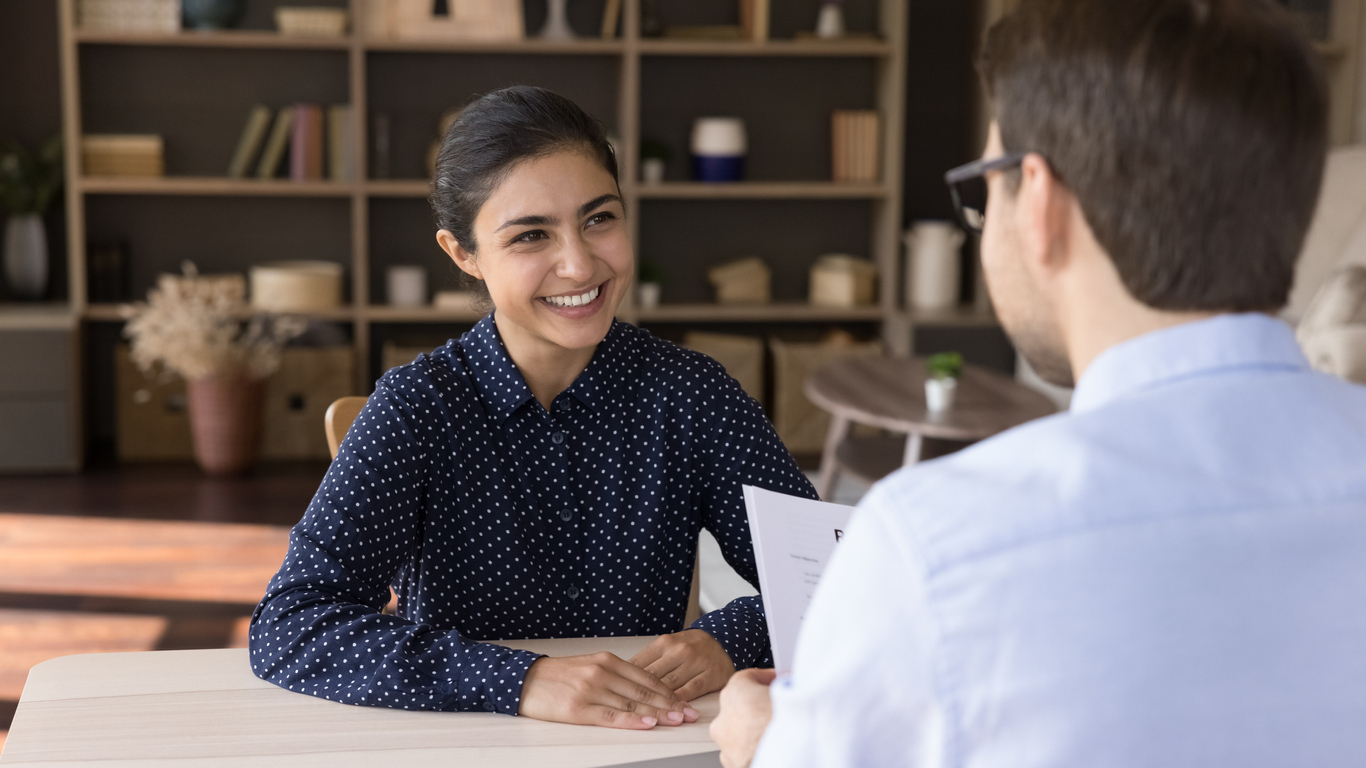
[641,157,666,185]
[903,221,966,311]
[691,117,747,156]
[386,265,427,307]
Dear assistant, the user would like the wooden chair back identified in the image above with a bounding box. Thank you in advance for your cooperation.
[324,397,368,460]
[322,396,704,628]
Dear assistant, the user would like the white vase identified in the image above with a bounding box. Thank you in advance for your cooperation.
[539,0,575,40]
[637,282,661,310]
[925,376,957,413]
[4,214,48,301]
[904,220,966,311]
[816,3,845,39]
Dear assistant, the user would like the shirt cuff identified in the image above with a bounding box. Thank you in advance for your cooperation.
[690,594,773,670]
[470,648,542,715]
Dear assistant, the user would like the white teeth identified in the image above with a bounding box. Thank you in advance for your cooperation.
[544,286,600,307]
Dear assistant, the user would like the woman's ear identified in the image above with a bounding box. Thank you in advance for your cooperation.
[436,230,482,280]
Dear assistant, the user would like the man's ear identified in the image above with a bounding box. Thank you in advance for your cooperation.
[1015,153,1073,282]
[436,230,482,280]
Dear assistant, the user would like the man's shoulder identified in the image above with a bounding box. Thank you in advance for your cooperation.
[863,368,1366,570]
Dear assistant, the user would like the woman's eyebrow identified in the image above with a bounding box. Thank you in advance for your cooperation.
[495,214,557,233]
[578,194,621,218]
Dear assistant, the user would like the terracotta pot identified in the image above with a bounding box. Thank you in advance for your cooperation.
[186,375,264,476]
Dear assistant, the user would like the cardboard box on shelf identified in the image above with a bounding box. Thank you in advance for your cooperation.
[116,346,356,462]
[81,135,164,177]
[684,332,765,406]
[708,257,771,305]
[770,333,883,454]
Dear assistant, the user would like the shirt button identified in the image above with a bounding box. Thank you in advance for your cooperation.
[482,701,496,712]
[566,586,580,599]
[551,431,565,445]
[559,509,574,522]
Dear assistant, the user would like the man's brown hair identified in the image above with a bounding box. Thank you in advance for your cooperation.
[980,0,1329,312]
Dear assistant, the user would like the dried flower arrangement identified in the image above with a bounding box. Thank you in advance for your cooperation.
[123,262,307,381]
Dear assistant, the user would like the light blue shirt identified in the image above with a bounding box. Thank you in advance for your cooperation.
[756,314,1366,767]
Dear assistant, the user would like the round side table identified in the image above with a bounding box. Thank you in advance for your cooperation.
[805,356,1057,500]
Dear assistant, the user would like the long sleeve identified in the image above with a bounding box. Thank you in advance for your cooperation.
[689,371,819,670]
[248,374,541,714]
[753,487,947,767]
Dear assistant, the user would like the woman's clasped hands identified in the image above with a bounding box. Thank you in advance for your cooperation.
[519,629,735,730]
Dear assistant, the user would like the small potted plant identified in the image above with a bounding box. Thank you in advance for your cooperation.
[925,351,963,414]
[637,257,665,310]
[640,139,671,185]
[123,262,306,476]
[0,135,63,301]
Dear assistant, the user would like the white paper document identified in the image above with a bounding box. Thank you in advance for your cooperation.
[743,485,856,672]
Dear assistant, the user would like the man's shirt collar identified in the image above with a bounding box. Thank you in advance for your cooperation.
[1070,313,1310,414]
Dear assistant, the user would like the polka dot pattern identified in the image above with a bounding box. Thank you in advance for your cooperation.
[249,315,817,715]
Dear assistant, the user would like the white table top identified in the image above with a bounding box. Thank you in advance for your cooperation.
[0,636,721,767]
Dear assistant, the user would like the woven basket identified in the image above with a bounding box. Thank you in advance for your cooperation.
[275,7,349,37]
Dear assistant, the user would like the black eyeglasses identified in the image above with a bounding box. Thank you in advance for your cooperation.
[944,153,1027,234]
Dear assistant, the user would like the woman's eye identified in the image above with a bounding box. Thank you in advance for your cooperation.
[510,230,547,245]
[586,212,616,227]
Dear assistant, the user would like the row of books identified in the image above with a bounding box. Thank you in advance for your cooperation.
[228,104,356,182]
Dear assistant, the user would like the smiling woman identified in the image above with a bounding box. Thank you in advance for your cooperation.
[248,87,818,732]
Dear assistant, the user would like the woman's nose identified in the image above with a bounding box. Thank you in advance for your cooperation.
[557,236,595,281]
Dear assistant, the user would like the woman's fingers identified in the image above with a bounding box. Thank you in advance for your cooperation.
[628,637,668,670]
[673,669,718,703]
[602,653,688,707]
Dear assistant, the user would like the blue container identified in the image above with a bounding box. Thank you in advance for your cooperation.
[692,154,746,183]
[183,0,246,30]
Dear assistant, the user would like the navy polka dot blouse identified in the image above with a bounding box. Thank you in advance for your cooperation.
[249,315,817,715]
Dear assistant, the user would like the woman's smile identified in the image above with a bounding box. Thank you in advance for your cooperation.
[538,280,609,319]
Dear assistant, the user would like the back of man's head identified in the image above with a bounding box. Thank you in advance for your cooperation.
[981,0,1329,313]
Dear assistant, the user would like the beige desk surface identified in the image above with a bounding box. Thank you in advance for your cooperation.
[1,636,720,767]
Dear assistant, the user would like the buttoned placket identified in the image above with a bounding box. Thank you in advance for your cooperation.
[543,399,583,606]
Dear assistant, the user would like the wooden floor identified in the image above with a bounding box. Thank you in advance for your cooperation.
[0,461,327,750]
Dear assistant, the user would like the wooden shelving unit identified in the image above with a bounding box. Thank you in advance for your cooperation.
[56,0,991,446]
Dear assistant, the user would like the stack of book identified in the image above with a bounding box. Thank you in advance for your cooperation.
[227,104,356,182]
[81,135,164,177]
[831,110,880,183]
[78,0,179,32]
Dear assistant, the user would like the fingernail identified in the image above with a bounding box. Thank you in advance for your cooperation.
[684,707,699,719]
[642,716,657,727]
[666,710,683,722]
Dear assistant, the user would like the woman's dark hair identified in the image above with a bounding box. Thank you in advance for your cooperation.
[430,86,619,256]
[980,0,1328,313]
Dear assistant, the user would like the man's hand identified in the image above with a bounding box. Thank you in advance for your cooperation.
[710,668,777,768]
[630,628,736,700]
[520,652,700,730]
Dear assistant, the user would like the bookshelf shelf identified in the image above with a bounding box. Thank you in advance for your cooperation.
[366,306,484,323]
[84,303,359,322]
[364,39,627,55]
[365,179,431,198]
[638,39,891,58]
[75,29,353,50]
[632,181,890,200]
[79,176,357,197]
[637,303,885,323]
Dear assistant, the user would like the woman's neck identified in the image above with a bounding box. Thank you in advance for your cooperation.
[493,313,599,411]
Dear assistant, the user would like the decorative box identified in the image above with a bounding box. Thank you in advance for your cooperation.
[249,261,344,312]
[707,257,771,305]
[683,332,765,406]
[809,253,877,308]
[276,7,349,37]
[81,135,164,177]
[79,0,179,32]
[770,333,882,454]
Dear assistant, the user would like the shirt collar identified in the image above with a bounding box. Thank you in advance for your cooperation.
[461,313,633,425]
[1070,313,1310,414]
